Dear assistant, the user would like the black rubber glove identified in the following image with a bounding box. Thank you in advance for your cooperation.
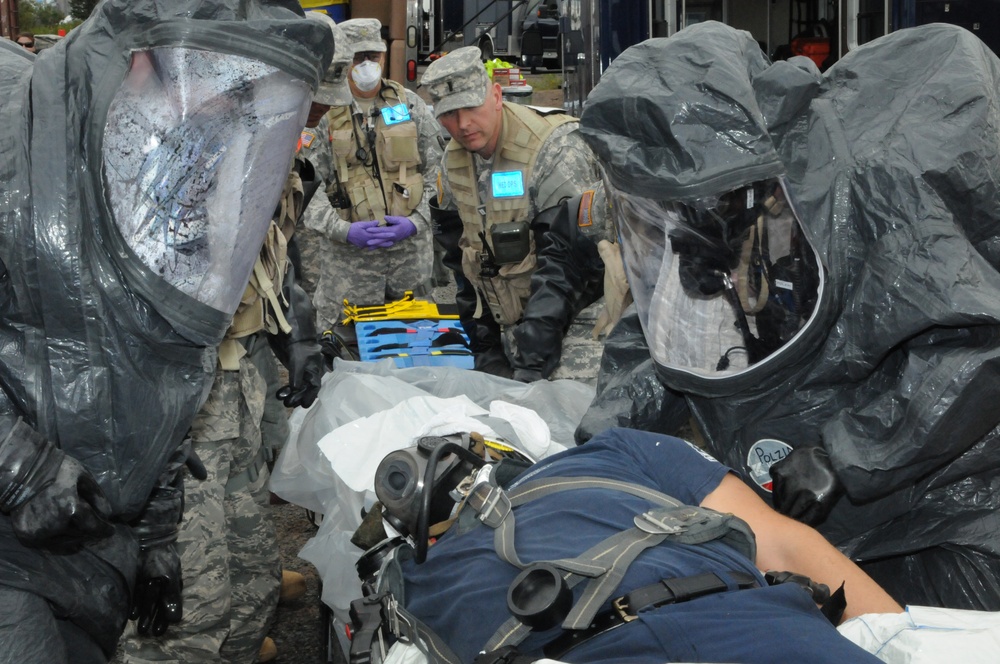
[277,341,324,408]
[474,343,514,379]
[129,440,196,636]
[270,255,325,409]
[502,326,544,382]
[0,418,113,550]
[130,484,183,636]
[770,446,845,526]
[512,368,544,383]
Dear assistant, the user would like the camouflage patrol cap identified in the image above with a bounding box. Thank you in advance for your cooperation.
[420,46,491,118]
[306,12,353,106]
[339,18,386,53]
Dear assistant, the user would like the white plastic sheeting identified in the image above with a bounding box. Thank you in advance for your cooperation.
[270,358,595,621]
[839,605,1000,663]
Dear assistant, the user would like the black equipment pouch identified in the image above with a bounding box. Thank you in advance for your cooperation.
[490,221,531,265]
[326,177,352,211]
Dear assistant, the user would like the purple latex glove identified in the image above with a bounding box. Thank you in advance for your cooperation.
[378,216,418,246]
[346,220,383,249]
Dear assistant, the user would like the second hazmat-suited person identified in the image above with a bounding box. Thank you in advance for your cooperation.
[300,18,442,329]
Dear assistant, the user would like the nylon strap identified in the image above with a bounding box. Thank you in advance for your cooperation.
[252,257,292,335]
[474,475,755,652]
[217,338,246,371]
[736,214,769,315]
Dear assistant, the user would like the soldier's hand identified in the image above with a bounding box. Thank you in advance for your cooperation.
[378,216,418,247]
[277,340,324,408]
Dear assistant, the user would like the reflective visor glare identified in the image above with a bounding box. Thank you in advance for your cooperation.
[614,177,823,378]
[102,47,311,313]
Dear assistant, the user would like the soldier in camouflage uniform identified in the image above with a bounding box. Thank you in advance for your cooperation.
[422,47,613,384]
[298,18,443,330]
[119,13,347,664]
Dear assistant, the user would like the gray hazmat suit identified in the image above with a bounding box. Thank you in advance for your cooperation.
[0,0,330,660]
[579,21,1000,609]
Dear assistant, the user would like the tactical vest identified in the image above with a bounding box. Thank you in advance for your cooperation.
[326,80,424,222]
[445,103,576,325]
[217,170,302,370]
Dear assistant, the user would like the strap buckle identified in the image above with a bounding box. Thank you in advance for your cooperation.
[468,481,512,529]
[612,596,637,623]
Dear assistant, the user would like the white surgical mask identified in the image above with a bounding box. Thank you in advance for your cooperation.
[351,60,382,91]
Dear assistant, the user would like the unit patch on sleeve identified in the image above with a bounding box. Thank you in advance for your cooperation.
[578,189,595,227]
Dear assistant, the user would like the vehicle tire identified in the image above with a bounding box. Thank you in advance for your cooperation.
[478,37,494,62]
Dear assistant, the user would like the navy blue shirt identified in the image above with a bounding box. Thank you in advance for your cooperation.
[402,428,882,663]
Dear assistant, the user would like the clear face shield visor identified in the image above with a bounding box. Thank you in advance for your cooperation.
[102,47,312,314]
[612,176,824,379]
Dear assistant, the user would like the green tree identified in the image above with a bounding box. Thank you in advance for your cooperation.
[68,0,99,21]
[16,0,64,33]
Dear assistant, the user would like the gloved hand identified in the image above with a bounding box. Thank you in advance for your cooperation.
[276,340,325,408]
[503,324,543,383]
[378,216,418,247]
[764,570,831,604]
[770,446,845,526]
[271,261,326,407]
[474,345,514,379]
[346,220,387,249]
[512,368,544,383]
[130,483,184,636]
[0,418,114,550]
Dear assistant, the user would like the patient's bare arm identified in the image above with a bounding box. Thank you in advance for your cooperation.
[702,473,904,621]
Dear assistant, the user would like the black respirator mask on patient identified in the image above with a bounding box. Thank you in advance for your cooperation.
[365,432,533,571]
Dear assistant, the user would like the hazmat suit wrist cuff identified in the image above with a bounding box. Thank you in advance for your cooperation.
[131,485,183,548]
[0,418,63,513]
[132,522,179,550]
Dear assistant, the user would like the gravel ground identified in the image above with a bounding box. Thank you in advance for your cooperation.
[269,501,334,664]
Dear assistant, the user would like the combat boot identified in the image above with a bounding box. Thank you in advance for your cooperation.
[280,569,307,603]
[258,636,277,662]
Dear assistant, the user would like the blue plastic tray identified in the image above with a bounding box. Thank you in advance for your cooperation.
[355,319,474,369]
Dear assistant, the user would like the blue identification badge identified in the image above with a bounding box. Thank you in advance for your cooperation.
[491,171,525,198]
[381,103,412,126]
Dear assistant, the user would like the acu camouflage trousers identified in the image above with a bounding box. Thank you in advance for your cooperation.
[119,352,280,664]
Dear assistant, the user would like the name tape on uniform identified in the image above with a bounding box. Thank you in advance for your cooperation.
[491,171,525,198]
[381,103,412,126]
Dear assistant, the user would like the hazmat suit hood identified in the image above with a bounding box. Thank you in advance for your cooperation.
[0,0,331,519]
[581,24,780,200]
[581,24,832,397]
[581,21,1000,608]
